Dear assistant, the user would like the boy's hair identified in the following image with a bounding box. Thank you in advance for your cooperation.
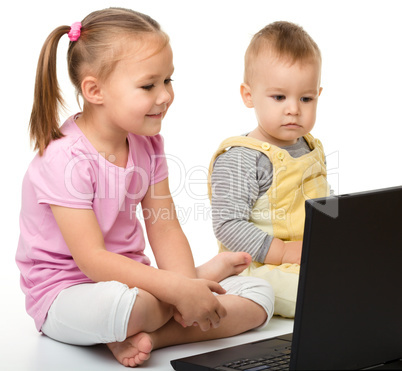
[244,21,321,83]
[30,7,169,155]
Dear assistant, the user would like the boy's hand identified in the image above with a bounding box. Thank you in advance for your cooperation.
[281,241,302,264]
[264,238,302,265]
[172,278,227,331]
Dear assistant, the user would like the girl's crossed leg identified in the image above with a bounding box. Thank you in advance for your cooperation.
[42,252,274,367]
[108,252,274,367]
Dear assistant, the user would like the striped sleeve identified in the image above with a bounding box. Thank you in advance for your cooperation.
[211,146,273,262]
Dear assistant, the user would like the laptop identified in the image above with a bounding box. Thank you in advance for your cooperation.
[171,186,402,370]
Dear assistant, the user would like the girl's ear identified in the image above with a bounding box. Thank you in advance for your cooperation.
[240,83,254,108]
[81,77,103,105]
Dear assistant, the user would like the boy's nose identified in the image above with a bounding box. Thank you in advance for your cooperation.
[285,99,300,115]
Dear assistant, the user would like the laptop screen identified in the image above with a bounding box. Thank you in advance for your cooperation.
[291,187,402,370]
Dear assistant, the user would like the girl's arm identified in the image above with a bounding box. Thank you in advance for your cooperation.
[50,204,176,289]
[50,203,226,330]
[141,178,197,277]
[141,177,229,327]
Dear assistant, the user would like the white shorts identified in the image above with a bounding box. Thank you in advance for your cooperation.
[41,281,138,345]
[42,276,274,346]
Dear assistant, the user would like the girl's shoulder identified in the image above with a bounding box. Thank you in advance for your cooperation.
[27,116,97,180]
[41,116,100,163]
[25,116,96,208]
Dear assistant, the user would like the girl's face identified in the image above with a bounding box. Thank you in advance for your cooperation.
[99,38,175,137]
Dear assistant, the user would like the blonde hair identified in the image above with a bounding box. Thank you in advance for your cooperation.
[29,7,169,155]
[244,21,321,83]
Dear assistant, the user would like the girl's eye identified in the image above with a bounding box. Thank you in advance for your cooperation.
[142,84,154,91]
[142,79,173,90]
[301,97,313,103]
[272,95,285,101]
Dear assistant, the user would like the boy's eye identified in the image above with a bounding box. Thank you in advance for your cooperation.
[272,95,285,101]
[142,84,154,91]
[164,78,173,85]
[301,97,313,103]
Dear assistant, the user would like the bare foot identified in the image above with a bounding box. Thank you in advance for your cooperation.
[107,332,153,367]
[196,252,252,282]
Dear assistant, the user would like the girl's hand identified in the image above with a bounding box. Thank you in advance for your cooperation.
[172,278,227,331]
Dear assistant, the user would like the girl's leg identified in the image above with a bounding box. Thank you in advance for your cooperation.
[107,288,174,367]
[108,294,266,367]
[41,281,175,368]
[125,288,173,335]
[152,293,268,348]
[153,275,274,348]
[42,281,142,346]
[109,276,274,367]
[104,252,263,367]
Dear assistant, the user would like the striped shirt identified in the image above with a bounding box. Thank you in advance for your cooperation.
[211,137,311,263]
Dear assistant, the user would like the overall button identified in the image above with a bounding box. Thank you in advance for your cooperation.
[277,152,285,160]
[261,142,271,150]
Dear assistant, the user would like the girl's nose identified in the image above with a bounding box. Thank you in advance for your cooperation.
[156,86,173,106]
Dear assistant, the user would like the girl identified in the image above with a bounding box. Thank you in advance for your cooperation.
[16,7,274,368]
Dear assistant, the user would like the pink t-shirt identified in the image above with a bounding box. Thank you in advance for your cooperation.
[16,115,169,331]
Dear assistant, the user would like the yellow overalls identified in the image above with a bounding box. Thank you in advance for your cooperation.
[208,134,329,317]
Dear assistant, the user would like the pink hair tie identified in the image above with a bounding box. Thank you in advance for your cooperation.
[68,22,82,41]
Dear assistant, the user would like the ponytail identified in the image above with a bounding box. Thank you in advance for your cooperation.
[29,26,69,156]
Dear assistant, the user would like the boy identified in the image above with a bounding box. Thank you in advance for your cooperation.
[208,21,329,317]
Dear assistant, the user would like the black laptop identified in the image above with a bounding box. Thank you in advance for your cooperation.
[171,186,402,370]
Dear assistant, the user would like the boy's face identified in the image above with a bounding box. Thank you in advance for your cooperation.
[241,52,322,147]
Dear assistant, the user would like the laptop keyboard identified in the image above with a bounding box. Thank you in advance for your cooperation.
[215,350,291,370]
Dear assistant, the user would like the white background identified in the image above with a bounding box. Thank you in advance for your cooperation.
[1,0,402,365]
